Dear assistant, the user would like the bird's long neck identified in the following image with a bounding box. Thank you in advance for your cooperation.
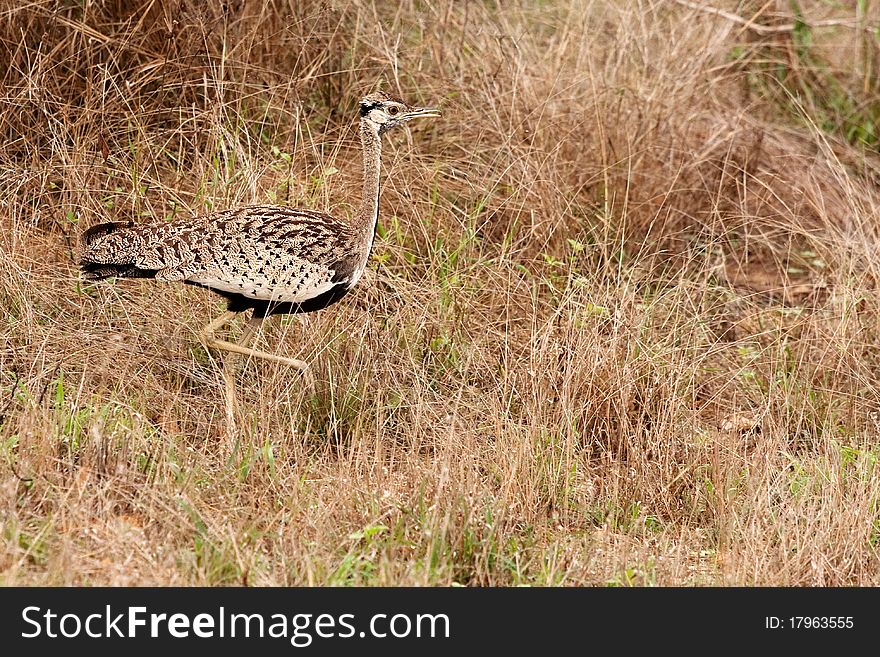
[355,120,382,252]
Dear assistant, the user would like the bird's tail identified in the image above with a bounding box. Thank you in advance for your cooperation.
[78,221,158,281]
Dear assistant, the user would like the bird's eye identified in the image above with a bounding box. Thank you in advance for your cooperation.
[388,106,400,116]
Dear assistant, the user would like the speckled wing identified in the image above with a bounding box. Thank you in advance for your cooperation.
[133,205,356,303]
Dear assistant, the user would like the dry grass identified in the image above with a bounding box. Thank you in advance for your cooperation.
[2,0,880,586]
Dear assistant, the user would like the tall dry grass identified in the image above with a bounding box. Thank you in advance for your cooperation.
[2,0,880,585]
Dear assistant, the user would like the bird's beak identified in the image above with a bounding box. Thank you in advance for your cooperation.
[404,106,441,120]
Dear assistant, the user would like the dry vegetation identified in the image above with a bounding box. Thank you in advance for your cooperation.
[2,0,880,585]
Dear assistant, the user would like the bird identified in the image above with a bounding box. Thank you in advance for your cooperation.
[78,91,440,393]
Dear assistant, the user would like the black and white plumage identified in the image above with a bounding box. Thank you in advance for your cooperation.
[81,206,362,318]
[78,91,439,380]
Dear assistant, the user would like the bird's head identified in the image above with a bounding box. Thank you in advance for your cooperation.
[359,91,440,135]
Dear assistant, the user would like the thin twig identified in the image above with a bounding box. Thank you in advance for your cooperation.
[673,0,880,36]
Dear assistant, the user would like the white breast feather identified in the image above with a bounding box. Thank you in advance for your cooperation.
[188,258,338,303]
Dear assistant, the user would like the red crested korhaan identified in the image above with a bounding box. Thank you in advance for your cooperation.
[79,92,440,392]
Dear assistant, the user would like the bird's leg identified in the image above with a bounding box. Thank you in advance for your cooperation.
[241,314,316,392]
[237,314,263,353]
[197,311,242,432]
[199,311,315,391]
[199,310,238,344]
